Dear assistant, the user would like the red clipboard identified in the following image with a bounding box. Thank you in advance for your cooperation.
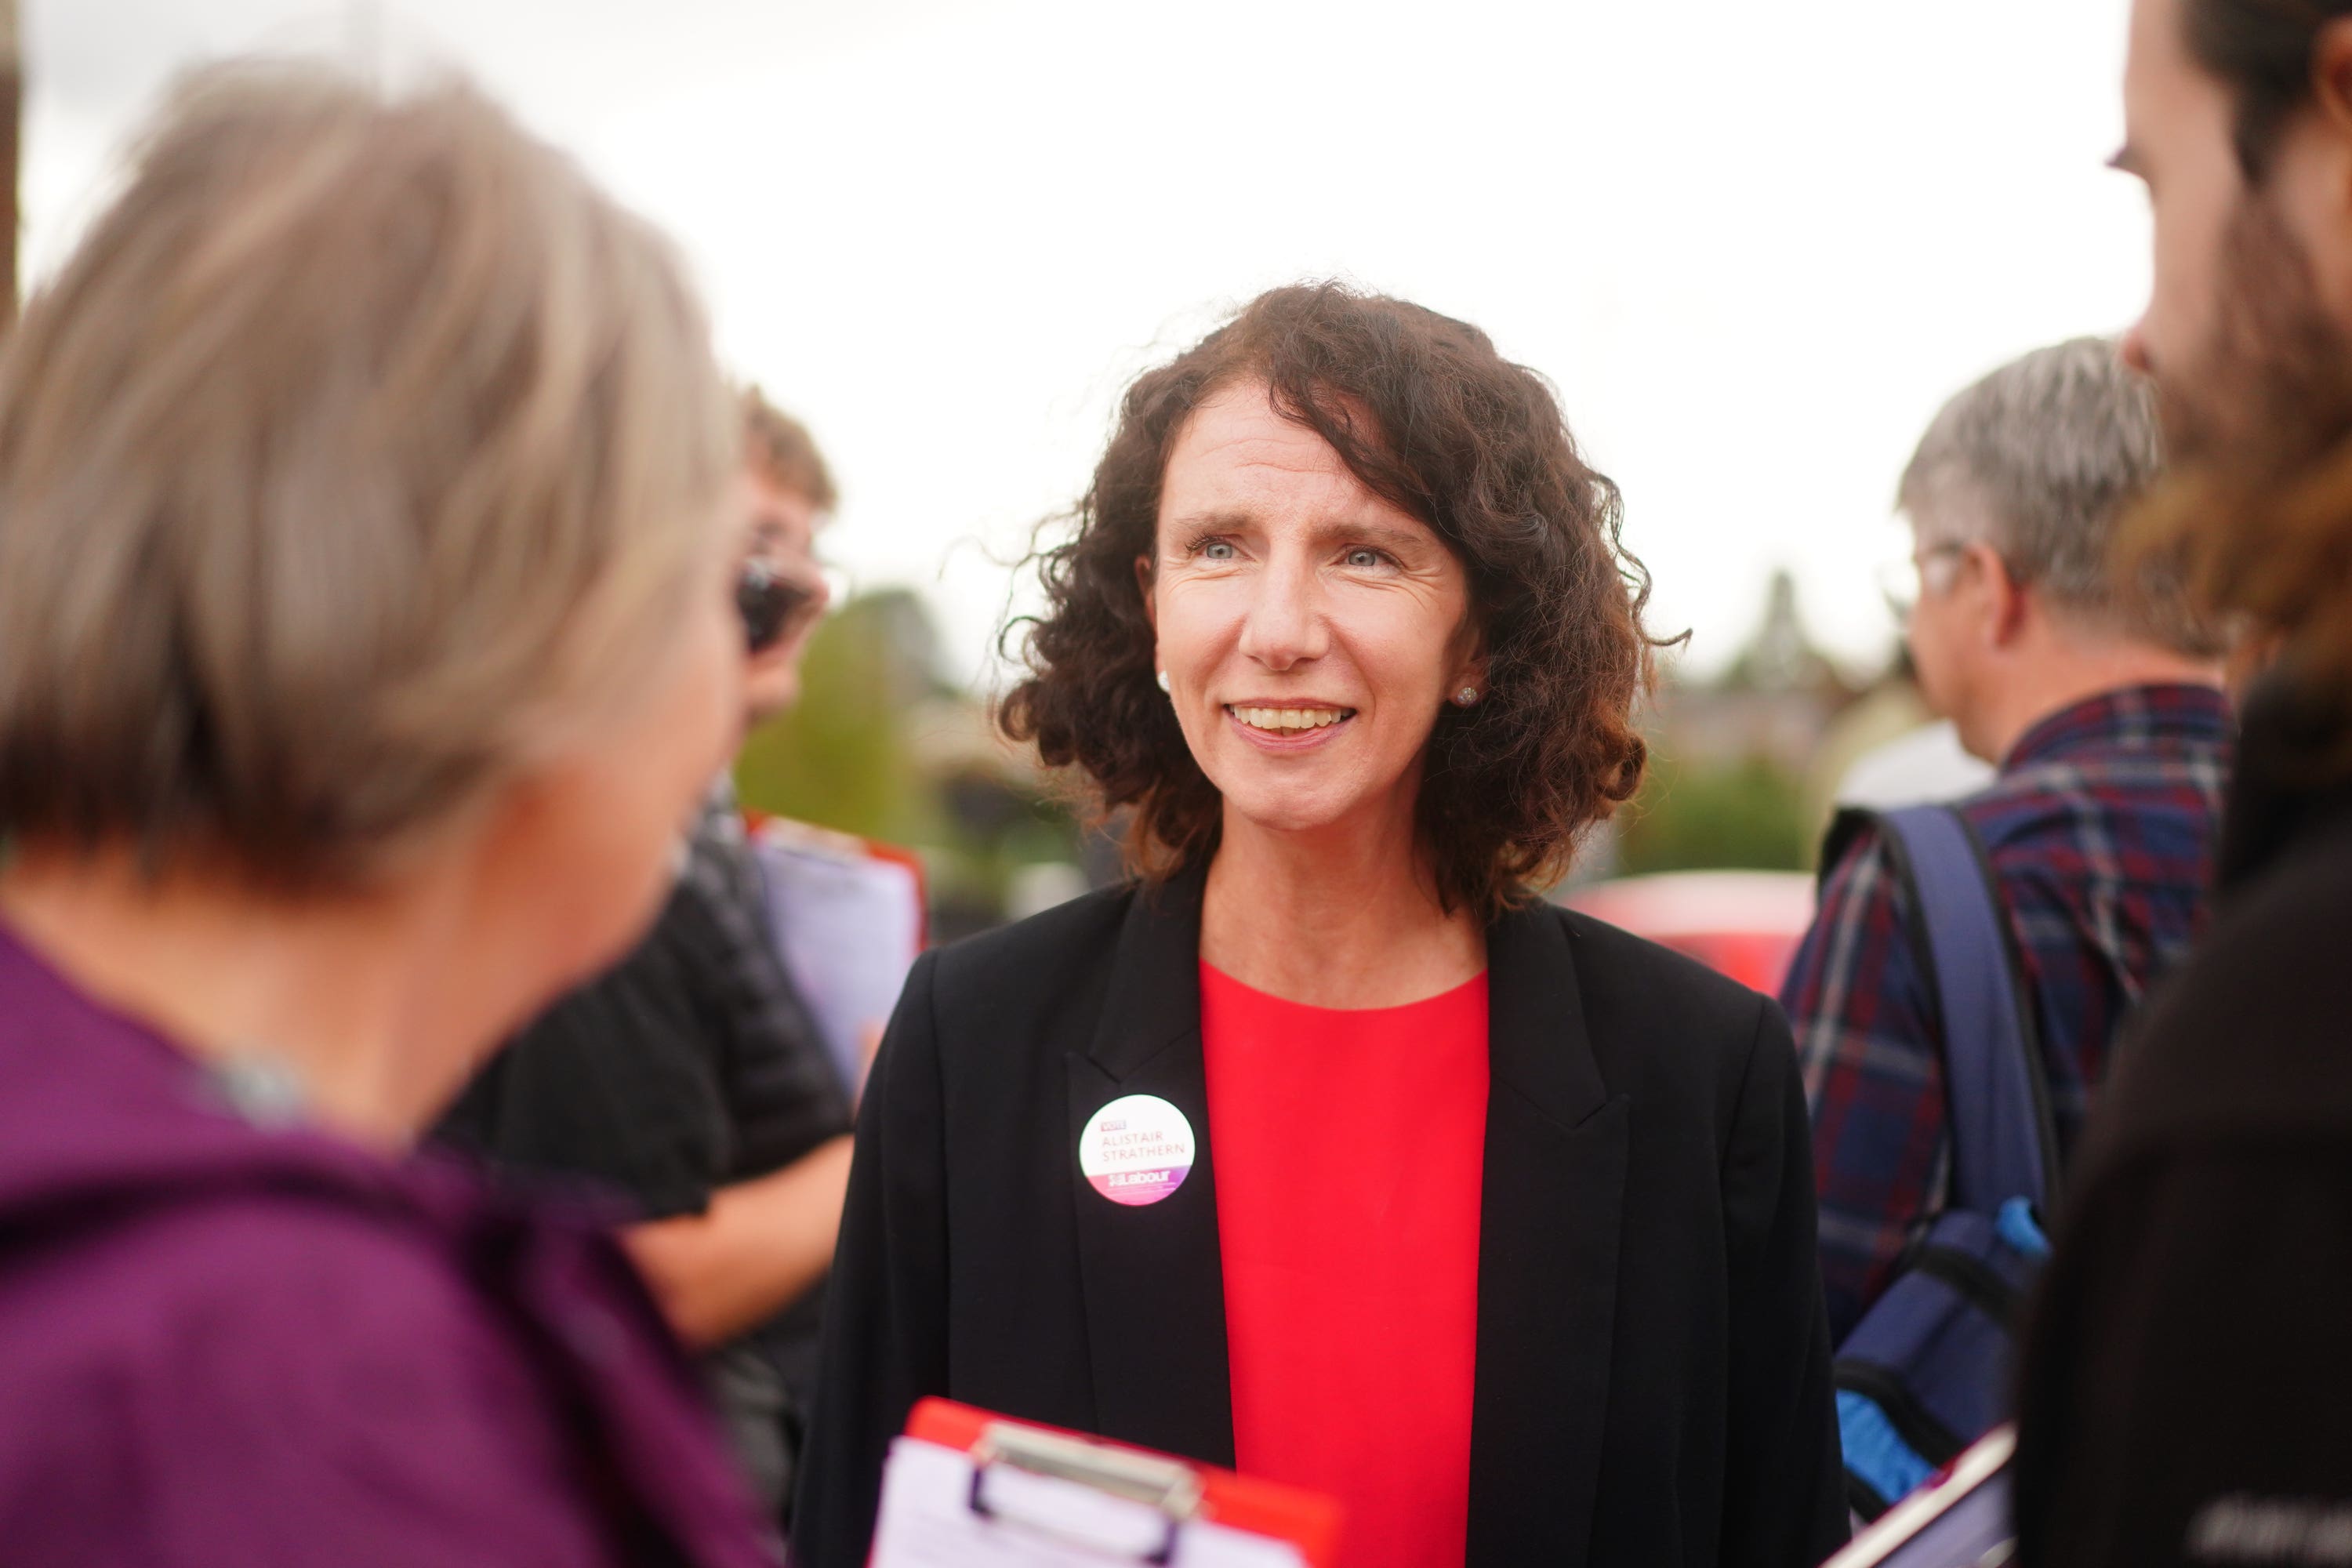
[869,1397,1343,1567]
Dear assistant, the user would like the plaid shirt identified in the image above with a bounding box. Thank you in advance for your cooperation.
[1781,684,2231,1343]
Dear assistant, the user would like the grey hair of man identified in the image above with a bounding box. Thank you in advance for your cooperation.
[1897,336,2222,658]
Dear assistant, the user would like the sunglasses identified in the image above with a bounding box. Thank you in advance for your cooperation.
[737,558,824,653]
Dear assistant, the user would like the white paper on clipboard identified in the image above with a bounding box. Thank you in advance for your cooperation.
[1824,1426,2017,1568]
[749,826,921,1092]
[869,1436,1309,1568]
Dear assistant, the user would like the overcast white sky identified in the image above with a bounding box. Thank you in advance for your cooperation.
[27,0,2150,684]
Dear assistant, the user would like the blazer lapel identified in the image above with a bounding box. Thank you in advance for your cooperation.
[1067,866,1236,1466]
[1468,904,1628,1565]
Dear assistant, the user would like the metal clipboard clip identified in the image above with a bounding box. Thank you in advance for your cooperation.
[966,1419,1207,1564]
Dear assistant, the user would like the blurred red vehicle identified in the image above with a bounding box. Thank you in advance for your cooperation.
[1564,871,1817,996]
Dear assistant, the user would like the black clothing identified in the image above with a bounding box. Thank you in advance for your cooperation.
[2211,676,2352,887]
[438,798,852,1515]
[791,869,1849,1568]
[2010,678,2352,1566]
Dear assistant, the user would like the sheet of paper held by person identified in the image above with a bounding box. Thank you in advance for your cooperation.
[869,1402,1339,1568]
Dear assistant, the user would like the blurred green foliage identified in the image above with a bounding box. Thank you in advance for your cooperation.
[1617,753,1807,874]
[733,589,1083,936]
[734,593,940,845]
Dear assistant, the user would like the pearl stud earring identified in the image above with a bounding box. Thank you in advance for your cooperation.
[1156,670,1172,694]
[1453,686,1479,707]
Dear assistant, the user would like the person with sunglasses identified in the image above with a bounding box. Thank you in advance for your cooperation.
[437,390,853,1534]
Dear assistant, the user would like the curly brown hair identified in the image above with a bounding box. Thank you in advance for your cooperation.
[1000,282,1660,917]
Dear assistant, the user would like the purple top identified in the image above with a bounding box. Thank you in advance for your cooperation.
[0,923,780,1567]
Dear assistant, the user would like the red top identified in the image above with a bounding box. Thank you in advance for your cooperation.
[1200,962,1490,1568]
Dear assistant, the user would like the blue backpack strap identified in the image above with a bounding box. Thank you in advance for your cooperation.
[1851,805,2057,1214]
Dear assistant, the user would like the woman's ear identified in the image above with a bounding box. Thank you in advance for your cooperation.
[1450,613,1489,696]
[1134,554,1157,633]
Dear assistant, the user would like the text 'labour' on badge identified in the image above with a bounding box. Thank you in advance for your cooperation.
[1079,1094,1196,1207]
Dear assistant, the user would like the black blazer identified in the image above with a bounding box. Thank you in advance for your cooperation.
[793,870,1846,1567]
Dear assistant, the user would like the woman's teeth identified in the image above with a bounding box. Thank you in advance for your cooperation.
[1231,706,1350,732]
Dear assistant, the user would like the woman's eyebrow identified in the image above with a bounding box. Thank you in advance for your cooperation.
[1160,508,1257,537]
[1160,510,1434,553]
[1305,517,1435,553]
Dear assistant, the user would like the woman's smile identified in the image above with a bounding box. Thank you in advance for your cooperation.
[1225,702,1359,750]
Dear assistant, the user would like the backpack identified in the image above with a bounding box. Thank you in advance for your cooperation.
[1824,804,2058,1523]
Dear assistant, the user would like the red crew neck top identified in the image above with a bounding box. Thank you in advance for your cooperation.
[1199,962,1490,1568]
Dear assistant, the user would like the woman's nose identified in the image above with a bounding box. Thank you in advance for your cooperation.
[1236,559,1329,670]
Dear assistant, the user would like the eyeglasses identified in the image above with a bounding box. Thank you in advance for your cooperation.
[1875,542,1969,623]
[737,557,826,652]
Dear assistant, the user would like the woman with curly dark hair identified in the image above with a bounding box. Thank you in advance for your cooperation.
[793,285,1846,1568]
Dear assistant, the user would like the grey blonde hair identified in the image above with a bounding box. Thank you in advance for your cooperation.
[1900,336,2220,657]
[0,62,737,887]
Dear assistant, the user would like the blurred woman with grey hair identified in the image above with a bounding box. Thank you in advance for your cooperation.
[0,63,779,1566]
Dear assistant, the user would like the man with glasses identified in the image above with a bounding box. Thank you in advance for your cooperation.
[1780,337,2229,1348]
[437,390,853,1530]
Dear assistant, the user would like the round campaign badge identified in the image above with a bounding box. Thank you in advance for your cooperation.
[1079,1094,1196,1207]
